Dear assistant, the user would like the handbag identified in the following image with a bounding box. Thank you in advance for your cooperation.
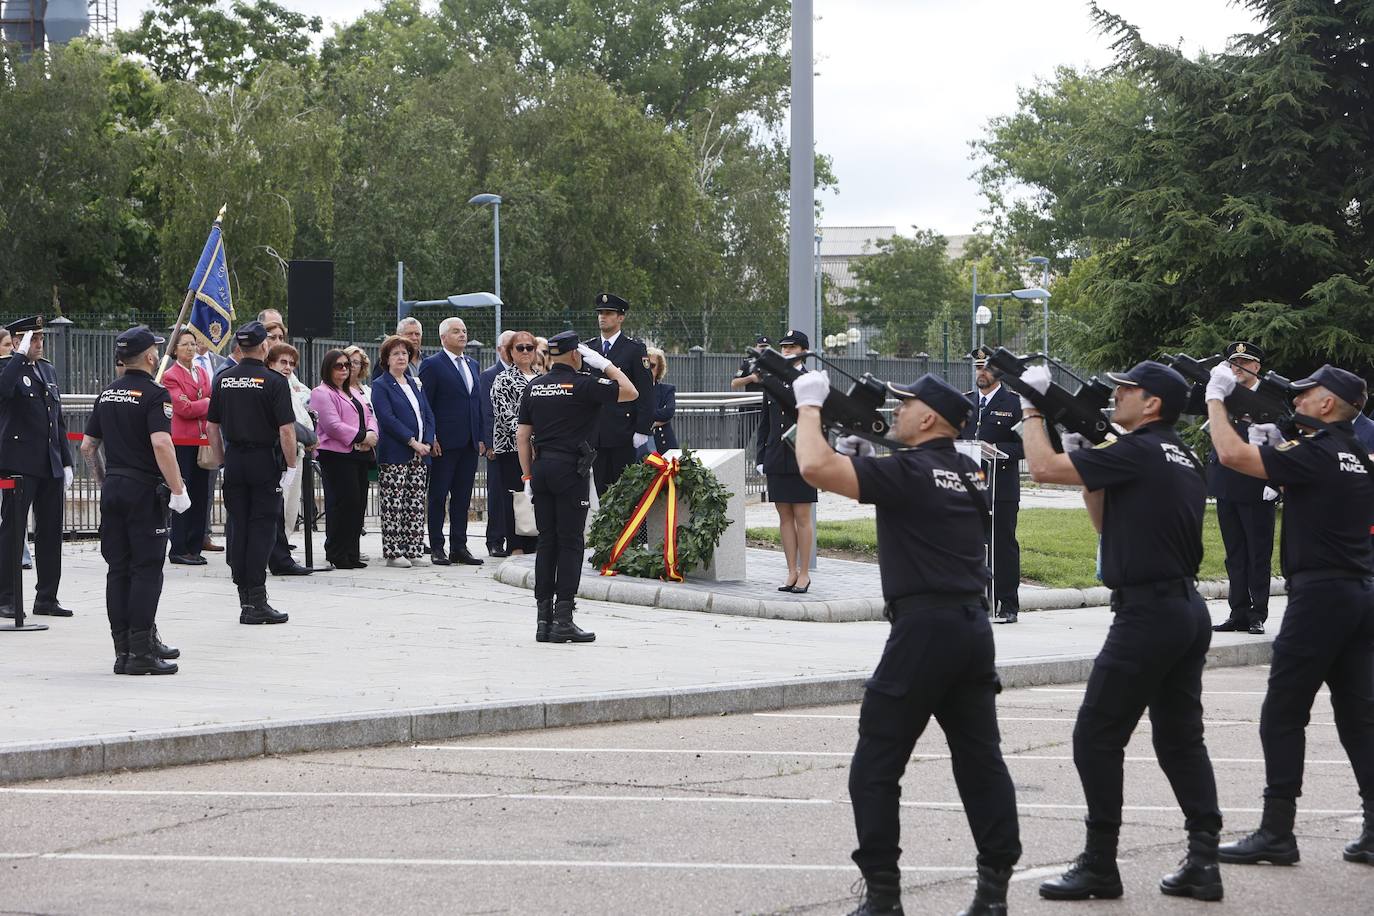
[294,420,318,448]
[196,444,218,470]
[513,489,538,537]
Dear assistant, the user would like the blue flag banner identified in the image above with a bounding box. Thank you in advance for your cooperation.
[186,221,235,352]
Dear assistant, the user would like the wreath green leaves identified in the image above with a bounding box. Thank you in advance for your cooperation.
[587,449,733,580]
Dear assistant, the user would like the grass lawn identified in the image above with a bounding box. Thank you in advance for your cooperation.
[746,506,1281,590]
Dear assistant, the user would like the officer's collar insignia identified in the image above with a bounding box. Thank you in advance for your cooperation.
[1092,438,1115,448]
[1276,439,1300,451]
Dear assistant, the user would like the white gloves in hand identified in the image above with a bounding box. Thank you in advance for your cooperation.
[1059,431,1091,452]
[1206,363,1237,402]
[523,479,533,499]
[1018,365,1052,410]
[835,434,875,457]
[1263,486,1279,502]
[169,489,192,514]
[576,344,611,372]
[632,432,650,449]
[755,463,764,476]
[791,370,831,409]
[16,331,33,357]
[62,466,73,490]
[1247,423,1283,448]
[279,466,297,492]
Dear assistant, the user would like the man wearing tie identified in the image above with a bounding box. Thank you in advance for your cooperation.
[585,293,653,496]
[419,317,485,566]
[959,346,1025,623]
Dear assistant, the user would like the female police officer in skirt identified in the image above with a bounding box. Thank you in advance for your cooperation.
[762,330,818,593]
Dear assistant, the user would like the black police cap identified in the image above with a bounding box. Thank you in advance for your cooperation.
[886,373,972,429]
[4,315,43,335]
[1291,364,1367,410]
[1225,341,1264,363]
[777,329,810,350]
[114,325,165,360]
[968,346,993,366]
[594,293,629,314]
[1105,360,1190,417]
[754,335,771,347]
[547,330,581,356]
[234,320,268,348]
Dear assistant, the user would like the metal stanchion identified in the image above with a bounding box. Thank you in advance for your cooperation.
[0,477,47,633]
[301,454,324,571]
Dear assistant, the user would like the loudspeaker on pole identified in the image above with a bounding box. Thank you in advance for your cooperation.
[288,260,335,339]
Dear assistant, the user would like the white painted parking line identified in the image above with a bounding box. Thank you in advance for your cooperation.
[752,713,1333,727]
[1028,688,1326,697]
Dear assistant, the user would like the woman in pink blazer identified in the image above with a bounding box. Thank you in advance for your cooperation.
[162,329,212,564]
[309,348,379,569]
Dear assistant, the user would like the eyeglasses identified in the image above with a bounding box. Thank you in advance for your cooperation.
[514,344,536,352]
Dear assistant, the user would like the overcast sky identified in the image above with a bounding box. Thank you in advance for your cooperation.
[118,0,1264,237]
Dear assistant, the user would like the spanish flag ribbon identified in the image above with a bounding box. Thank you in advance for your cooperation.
[600,452,684,582]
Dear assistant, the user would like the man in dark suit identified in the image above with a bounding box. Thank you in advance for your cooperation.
[419,317,485,566]
[0,316,74,618]
[959,346,1024,623]
[479,330,514,557]
[585,293,653,496]
[1209,341,1278,635]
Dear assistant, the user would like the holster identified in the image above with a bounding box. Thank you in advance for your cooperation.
[576,441,596,479]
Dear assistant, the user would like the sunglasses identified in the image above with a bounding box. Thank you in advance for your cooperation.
[514,344,536,352]
[332,362,349,370]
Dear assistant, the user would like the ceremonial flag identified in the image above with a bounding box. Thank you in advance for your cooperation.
[185,207,235,353]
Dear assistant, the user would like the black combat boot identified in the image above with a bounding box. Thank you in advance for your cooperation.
[1218,797,1299,865]
[149,625,180,660]
[112,630,129,675]
[549,599,594,643]
[125,629,178,675]
[1343,811,1374,865]
[846,870,903,916]
[1040,826,1123,900]
[958,864,1011,915]
[1160,830,1223,900]
[239,587,289,625]
[535,598,554,643]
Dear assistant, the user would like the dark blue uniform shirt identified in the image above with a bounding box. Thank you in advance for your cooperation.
[84,369,171,477]
[517,364,620,452]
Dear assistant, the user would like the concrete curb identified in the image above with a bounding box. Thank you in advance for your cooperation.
[494,557,1286,621]
[0,640,1272,785]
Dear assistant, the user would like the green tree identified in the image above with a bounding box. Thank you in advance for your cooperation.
[848,230,960,356]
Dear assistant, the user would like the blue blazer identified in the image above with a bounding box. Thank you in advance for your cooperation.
[371,372,437,465]
[417,351,484,450]
[652,382,678,451]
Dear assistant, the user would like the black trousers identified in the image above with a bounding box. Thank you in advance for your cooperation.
[592,445,637,497]
[485,455,507,551]
[0,474,62,608]
[1260,576,1374,806]
[223,447,280,590]
[1216,498,1276,626]
[318,450,368,566]
[532,456,592,601]
[100,474,169,633]
[170,444,209,558]
[1074,587,1221,834]
[992,499,1020,612]
[850,602,1021,875]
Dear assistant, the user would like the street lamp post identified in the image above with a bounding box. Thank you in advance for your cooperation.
[468,193,503,338]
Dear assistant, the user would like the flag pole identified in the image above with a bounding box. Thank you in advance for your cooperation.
[157,204,227,383]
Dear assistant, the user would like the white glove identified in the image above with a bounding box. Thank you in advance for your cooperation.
[834,434,875,457]
[523,478,533,499]
[756,463,764,476]
[278,465,297,492]
[16,331,33,356]
[1059,432,1091,452]
[1018,365,1052,410]
[63,466,73,490]
[1247,423,1283,448]
[1262,486,1279,501]
[791,370,831,409]
[169,489,192,514]
[1205,363,1237,402]
[633,432,650,449]
[576,344,611,372]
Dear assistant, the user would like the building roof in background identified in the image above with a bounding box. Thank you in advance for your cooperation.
[819,226,975,297]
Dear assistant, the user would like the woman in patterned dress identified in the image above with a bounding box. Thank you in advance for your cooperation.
[489,330,543,554]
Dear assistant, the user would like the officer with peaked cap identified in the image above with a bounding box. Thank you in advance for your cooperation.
[585,293,652,496]
[205,321,297,626]
[0,316,75,620]
[81,327,192,674]
[789,369,1021,916]
[1207,341,1278,635]
[1022,359,1223,903]
[516,330,637,643]
[1204,361,1374,870]
[960,346,1025,623]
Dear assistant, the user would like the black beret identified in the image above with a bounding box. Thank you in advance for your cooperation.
[1291,364,1367,410]
[114,326,165,360]
[594,292,629,314]
[1106,360,1190,418]
[1225,341,1264,363]
[886,373,972,429]
[548,329,581,356]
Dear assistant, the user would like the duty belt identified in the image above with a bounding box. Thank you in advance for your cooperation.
[226,441,275,449]
[106,468,161,487]
[885,592,987,620]
[1109,577,1195,609]
[1287,568,1372,590]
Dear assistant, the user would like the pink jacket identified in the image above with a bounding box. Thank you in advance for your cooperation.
[162,361,210,443]
[309,384,378,455]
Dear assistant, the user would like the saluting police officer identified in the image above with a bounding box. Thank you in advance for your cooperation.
[516,330,637,644]
[80,327,192,675]
[960,346,1025,623]
[791,369,1021,916]
[206,321,297,626]
[1021,360,1223,902]
[0,315,75,619]
[1205,362,1374,868]
[585,293,654,496]
[1208,341,1279,635]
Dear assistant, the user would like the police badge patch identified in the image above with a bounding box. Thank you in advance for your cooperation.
[1276,439,1300,451]
[163,402,174,419]
[642,356,652,370]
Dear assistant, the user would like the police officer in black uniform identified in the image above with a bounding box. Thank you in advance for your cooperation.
[791,369,1021,916]
[585,293,654,496]
[1204,362,1374,868]
[206,321,296,625]
[1021,360,1223,902]
[1207,341,1278,635]
[0,316,74,619]
[80,327,192,675]
[517,330,637,643]
[961,346,1025,623]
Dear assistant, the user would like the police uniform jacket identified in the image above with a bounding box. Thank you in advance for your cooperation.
[0,353,72,478]
[959,383,1023,502]
[584,334,653,448]
[1207,416,1267,502]
[761,375,806,476]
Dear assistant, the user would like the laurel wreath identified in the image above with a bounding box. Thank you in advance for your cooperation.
[587,449,733,580]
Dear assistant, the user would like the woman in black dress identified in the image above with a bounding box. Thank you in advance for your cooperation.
[760,330,817,592]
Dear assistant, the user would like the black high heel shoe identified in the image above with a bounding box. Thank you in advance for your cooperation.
[788,581,811,594]
[778,582,797,592]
